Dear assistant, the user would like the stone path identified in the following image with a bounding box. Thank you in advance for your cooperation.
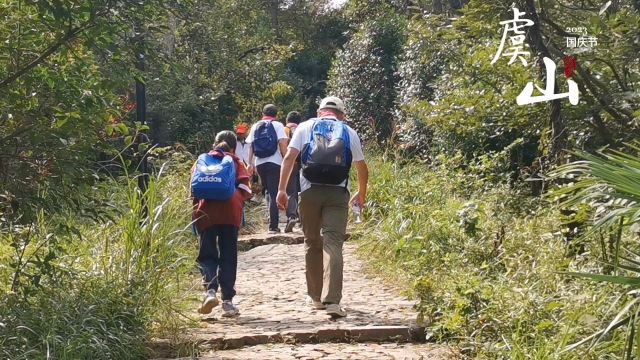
[177,343,456,359]
[152,231,457,359]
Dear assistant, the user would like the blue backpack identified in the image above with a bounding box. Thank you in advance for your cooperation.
[191,153,237,200]
[301,119,352,185]
[252,120,278,158]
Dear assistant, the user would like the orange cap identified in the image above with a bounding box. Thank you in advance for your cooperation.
[235,123,249,135]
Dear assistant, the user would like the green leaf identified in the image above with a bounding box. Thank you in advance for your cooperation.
[117,123,130,135]
[636,310,640,359]
[54,118,68,129]
[562,272,640,286]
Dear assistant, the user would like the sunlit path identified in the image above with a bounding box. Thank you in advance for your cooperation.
[152,231,457,359]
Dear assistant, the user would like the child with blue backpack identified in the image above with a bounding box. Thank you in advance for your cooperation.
[191,130,252,317]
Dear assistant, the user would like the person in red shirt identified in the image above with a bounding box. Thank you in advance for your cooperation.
[192,130,252,317]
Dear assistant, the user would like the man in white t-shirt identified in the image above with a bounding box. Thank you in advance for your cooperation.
[276,96,369,318]
[246,104,289,233]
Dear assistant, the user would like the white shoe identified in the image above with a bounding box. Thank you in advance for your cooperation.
[306,296,326,310]
[325,303,346,317]
[197,290,219,314]
[221,300,240,317]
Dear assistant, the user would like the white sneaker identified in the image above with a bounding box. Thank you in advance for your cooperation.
[197,290,219,314]
[325,303,346,317]
[221,300,240,317]
[306,296,326,310]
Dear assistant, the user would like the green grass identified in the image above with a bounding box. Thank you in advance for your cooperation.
[0,155,197,359]
[356,157,628,359]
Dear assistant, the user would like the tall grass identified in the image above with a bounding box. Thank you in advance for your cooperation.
[357,157,626,359]
[549,144,640,358]
[0,156,196,358]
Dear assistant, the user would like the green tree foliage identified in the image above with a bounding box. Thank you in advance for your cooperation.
[0,0,347,219]
[328,0,639,184]
[328,1,407,145]
[145,0,348,151]
[0,0,181,224]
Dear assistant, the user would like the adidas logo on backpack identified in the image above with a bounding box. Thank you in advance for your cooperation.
[196,176,223,183]
[191,153,237,200]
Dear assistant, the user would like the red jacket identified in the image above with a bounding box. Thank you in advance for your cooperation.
[192,150,252,231]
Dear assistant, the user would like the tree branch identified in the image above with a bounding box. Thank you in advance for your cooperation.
[0,125,36,143]
[0,9,107,90]
[538,11,635,123]
[523,0,567,161]
[554,0,598,12]
[237,46,269,61]
[592,57,628,92]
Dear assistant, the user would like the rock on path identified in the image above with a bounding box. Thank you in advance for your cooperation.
[153,236,457,359]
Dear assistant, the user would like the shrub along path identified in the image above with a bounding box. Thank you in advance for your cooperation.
[152,228,457,359]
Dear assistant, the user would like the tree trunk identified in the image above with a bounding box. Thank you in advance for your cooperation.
[448,0,462,11]
[163,14,177,56]
[149,112,167,147]
[522,0,567,164]
[270,0,281,41]
[433,0,443,14]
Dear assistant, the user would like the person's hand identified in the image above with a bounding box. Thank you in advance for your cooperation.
[247,165,255,175]
[350,192,365,208]
[276,190,288,210]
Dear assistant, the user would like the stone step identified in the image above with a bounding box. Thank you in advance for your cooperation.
[196,324,423,350]
[238,232,351,251]
[155,342,457,359]
[151,326,425,358]
[238,232,305,251]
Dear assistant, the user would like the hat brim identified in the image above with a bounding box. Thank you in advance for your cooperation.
[319,106,345,113]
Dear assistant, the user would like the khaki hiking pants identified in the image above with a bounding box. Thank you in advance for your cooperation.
[299,185,349,304]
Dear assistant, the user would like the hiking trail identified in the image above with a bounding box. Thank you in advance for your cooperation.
[152,223,457,359]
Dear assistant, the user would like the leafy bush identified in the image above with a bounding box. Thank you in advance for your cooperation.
[0,156,195,358]
[358,157,626,358]
[550,144,640,357]
[328,4,406,145]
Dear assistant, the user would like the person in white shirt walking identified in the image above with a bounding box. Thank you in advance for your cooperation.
[246,104,289,233]
[276,96,369,318]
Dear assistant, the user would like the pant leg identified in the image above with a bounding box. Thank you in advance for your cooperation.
[320,187,349,304]
[286,165,300,219]
[257,164,272,228]
[258,162,281,230]
[217,225,238,301]
[298,187,323,301]
[197,226,221,292]
[257,165,268,199]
